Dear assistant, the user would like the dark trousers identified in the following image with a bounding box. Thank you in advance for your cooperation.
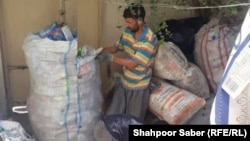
[105,83,150,121]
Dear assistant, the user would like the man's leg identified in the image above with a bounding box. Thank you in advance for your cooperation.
[125,88,150,120]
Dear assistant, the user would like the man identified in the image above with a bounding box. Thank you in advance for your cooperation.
[97,3,158,120]
[93,114,144,141]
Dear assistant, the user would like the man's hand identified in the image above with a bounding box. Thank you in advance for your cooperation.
[96,52,113,62]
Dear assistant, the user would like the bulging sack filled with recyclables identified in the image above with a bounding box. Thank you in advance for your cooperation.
[22,33,103,141]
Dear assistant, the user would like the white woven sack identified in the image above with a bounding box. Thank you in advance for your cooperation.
[23,34,103,141]
[170,62,210,99]
[153,42,188,80]
[149,78,206,125]
[193,18,236,94]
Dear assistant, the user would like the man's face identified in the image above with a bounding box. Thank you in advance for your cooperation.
[124,18,139,33]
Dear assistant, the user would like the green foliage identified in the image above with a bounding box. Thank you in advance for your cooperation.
[114,0,248,44]
[124,0,249,17]
[122,0,249,34]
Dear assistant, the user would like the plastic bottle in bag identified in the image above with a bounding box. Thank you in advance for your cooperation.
[47,28,67,41]
[61,25,74,41]
[37,22,59,38]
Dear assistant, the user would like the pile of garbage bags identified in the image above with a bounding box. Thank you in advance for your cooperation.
[150,14,240,124]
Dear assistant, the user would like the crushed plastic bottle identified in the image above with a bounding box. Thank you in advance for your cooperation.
[37,22,59,38]
[77,47,84,57]
[61,25,74,41]
[35,21,77,41]
[47,28,67,41]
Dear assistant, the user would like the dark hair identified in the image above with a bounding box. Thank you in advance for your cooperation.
[123,3,145,21]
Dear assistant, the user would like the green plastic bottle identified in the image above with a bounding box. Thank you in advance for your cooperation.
[77,47,84,57]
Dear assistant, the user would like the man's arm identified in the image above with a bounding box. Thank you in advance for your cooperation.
[102,44,137,68]
[112,55,137,69]
[102,46,119,54]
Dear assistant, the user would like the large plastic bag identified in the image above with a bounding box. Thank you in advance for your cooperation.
[0,120,34,141]
[149,78,206,125]
[170,62,210,99]
[153,42,189,80]
[156,18,207,62]
[193,17,237,94]
[23,34,103,141]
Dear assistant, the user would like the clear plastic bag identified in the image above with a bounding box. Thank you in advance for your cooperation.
[0,120,35,141]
